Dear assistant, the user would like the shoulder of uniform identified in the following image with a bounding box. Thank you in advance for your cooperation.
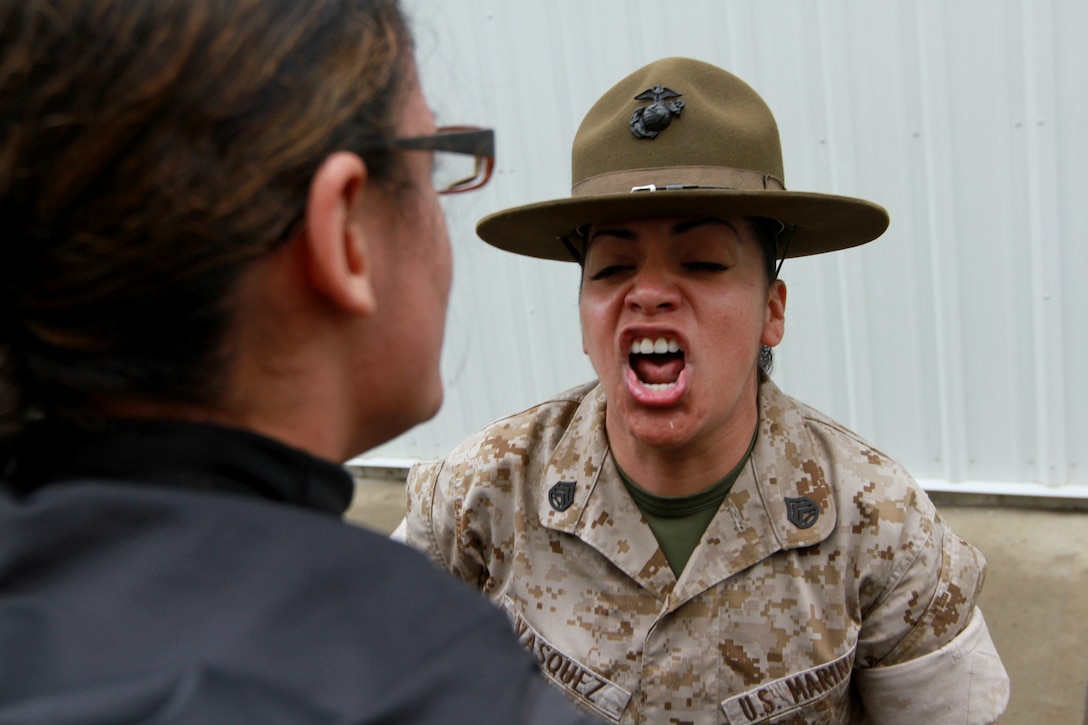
[802,405,922,504]
[477,379,597,431]
[549,379,600,404]
[427,381,601,484]
[762,378,917,494]
[756,377,936,550]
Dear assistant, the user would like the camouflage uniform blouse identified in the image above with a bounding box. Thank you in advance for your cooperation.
[402,378,1009,724]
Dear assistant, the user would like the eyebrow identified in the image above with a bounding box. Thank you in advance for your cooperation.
[588,217,740,243]
[672,217,740,236]
[587,226,635,243]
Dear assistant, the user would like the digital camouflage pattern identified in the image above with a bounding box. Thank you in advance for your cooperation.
[403,378,1009,724]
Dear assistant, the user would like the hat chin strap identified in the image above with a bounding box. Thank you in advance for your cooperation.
[572,166,785,196]
[560,235,584,265]
[773,221,795,279]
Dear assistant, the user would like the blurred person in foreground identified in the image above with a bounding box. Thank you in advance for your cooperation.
[399,57,1009,723]
[0,1,598,722]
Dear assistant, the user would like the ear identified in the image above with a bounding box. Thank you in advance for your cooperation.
[301,151,377,316]
[761,279,787,347]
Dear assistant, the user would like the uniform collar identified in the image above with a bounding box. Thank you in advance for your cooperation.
[537,384,675,597]
[536,378,837,604]
[747,376,838,550]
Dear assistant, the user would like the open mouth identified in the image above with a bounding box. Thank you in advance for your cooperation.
[629,336,685,391]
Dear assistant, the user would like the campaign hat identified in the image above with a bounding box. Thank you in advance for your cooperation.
[477,56,889,261]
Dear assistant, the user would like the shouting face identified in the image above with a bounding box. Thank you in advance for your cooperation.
[579,216,785,471]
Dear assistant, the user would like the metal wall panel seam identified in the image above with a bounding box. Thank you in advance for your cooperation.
[915,0,967,483]
[1021,0,1067,488]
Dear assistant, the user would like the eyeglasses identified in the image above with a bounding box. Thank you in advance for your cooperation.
[277,126,494,243]
[367,125,495,194]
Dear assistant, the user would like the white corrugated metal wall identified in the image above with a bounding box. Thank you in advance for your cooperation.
[358,0,1087,496]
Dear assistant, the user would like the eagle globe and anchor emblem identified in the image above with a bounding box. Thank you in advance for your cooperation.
[629,84,684,138]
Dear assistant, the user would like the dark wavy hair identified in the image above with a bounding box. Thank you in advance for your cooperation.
[0,0,413,439]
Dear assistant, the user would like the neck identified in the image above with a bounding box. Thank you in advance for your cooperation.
[88,392,351,464]
[607,402,759,498]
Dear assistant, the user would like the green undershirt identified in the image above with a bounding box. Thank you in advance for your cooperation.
[617,428,757,578]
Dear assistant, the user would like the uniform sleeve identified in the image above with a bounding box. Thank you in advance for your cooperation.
[403,458,489,588]
[856,608,1009,723]
[854,497,1010,722]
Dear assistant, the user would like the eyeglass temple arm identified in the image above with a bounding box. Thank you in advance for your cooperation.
[390,129,494,157]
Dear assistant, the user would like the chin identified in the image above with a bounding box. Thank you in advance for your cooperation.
[355,385,444,455]
[631,429,693,452]
[403,380,445,429]
[418,387,444,423]
[620,409,698,451]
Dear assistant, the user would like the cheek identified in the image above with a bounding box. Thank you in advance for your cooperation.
[578,301,592,356]
[409,191,452,283]
[432,203,452,272]
[706,289,770,345]
[433,219,452,288]
[578,294,610,345]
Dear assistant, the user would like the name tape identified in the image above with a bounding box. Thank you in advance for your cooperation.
[502,596,631,722]
[721,650,854,723]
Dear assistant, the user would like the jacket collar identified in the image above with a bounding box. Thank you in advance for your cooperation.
[7,419,354,515]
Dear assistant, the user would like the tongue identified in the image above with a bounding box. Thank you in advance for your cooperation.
[633,355,685,385]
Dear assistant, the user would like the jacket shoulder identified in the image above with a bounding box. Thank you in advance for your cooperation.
[778,386,922,502]
[410,382,599,498]
[756,379,937,559]
[446,382,595,467]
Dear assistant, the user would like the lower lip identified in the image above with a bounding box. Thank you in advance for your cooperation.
[625,365,690,406]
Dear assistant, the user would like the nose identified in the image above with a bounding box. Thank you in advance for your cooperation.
[625,266,679,314]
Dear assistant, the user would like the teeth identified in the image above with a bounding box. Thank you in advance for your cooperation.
[630,337,681,354]
[643,382,677,392]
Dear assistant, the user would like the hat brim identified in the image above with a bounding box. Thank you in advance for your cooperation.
[477,189,889,262]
